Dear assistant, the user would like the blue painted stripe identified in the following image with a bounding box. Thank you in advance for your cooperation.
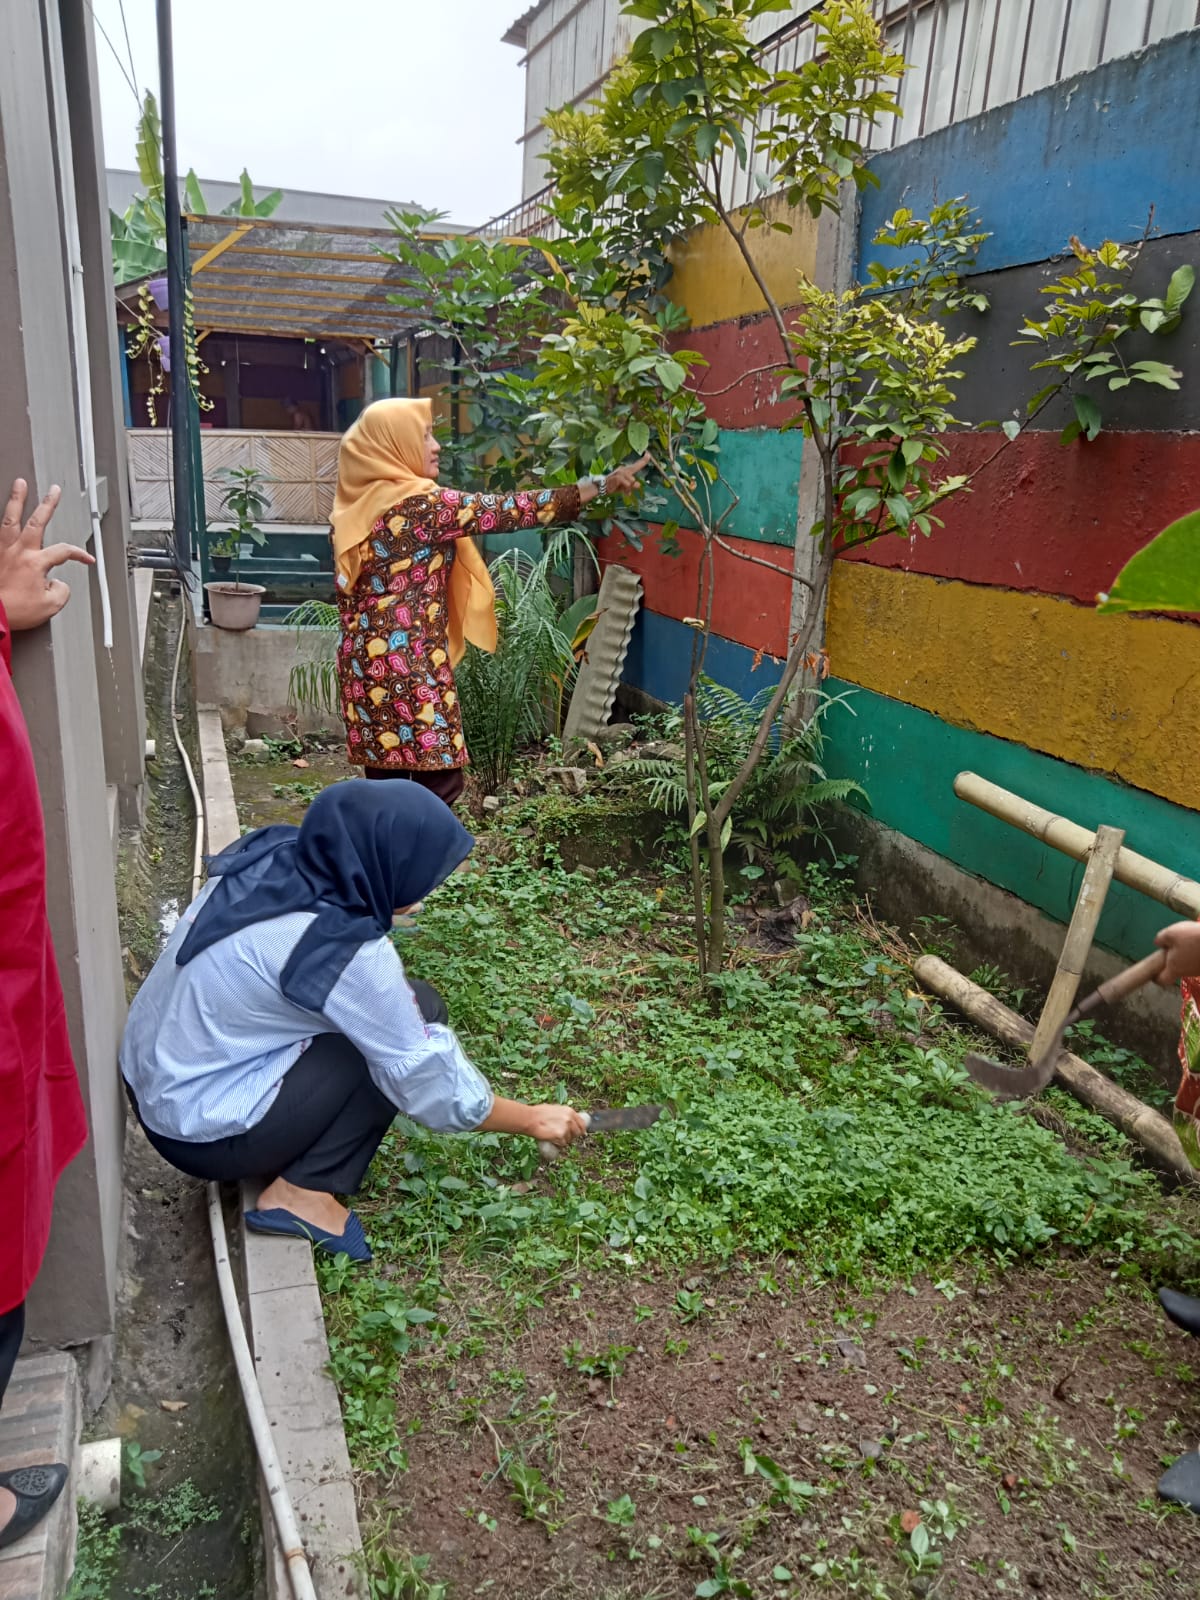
[622,609,784,707]
[860,30,1200,280]
[822,679,1200,962]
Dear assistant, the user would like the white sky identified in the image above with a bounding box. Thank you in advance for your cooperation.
[91,0,528,225]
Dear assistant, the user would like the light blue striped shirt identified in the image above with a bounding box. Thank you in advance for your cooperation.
[120,880,493,1143]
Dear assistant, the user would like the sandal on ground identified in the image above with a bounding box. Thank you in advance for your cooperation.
[1158,1450,1200,1513]
[0,1463,69,1549]
[1160,1287,1200,1338]
[243,1206,372,1262]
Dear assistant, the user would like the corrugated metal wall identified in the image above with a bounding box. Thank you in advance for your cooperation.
[507,0,1198,214]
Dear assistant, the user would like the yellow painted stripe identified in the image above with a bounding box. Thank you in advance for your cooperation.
[667,201,818,330]
[826,562,1200,809]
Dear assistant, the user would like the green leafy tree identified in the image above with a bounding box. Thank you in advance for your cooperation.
[377,0,1192,977]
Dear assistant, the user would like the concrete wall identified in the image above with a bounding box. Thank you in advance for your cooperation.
[0,0,144,1348]
[193,621,341,738]
[603,28,1200,1056]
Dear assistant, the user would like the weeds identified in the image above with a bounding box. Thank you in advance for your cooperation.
[305,806,1200,1596]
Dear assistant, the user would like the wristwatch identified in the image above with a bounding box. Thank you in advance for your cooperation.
[584,472,609,493]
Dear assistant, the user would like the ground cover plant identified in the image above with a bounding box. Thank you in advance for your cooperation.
[251,767,1200,1600]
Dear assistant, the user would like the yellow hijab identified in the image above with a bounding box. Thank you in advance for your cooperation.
[331,397,497,665]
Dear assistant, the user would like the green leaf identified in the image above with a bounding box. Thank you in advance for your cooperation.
[772,1568,792,1583]
[883,495,912,531]
[901,438,925,465]
[1072,392,1102,441]
[628,419,650,456]
[1001,419,1021,441]
[690,811,707,838]
[1059,419,1083,446]
[1130,359,1182,389]
[1097,508,1200,615]
[695,123,721,164]
[1166,263,1195,315]
[183,169,207,214]
[911,1523,931,1560]
[657,358,687,394]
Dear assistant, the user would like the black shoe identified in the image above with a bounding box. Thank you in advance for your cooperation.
[1159,1451,1200,1513]
[1160,1288,1200,1337]
[0,1463,69,1549]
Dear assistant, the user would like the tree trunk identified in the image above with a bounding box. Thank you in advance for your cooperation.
[683,694,708,976]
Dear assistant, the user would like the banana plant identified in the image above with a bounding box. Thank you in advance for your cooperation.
[111,93,283,286]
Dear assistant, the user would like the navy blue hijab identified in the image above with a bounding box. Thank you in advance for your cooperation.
[176,779,473,1012]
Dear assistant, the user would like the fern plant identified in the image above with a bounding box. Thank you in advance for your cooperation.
[623,677,866,970]
[627,678,865,883]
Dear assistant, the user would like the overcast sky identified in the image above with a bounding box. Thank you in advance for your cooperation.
[92,0,528,225]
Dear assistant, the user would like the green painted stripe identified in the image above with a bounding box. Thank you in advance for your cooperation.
[658,427,800,547]
[822,680,1200,962]
[480,529,545,564]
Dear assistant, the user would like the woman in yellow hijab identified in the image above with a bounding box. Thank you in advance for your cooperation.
[331,398,648,805]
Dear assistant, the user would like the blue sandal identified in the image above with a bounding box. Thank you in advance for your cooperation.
[244,1206,372,1262]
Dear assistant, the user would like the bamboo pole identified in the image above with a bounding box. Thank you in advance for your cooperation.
[914,954,1197,1185]
[1029,824,1124,1063]
[954,773,1200,918]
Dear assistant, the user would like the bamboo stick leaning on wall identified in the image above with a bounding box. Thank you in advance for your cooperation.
[915,955,1197,1186]
[955,773,1200,917]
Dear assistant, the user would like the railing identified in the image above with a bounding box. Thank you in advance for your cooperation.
[482,0,1200,239]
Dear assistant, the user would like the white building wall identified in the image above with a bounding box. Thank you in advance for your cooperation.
[503,0,1198,214]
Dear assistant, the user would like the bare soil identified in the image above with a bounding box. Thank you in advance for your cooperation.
[370,1259,1200,1600]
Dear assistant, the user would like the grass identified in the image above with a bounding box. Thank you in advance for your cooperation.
[302,801,1200,1599]
[66,1483,221,1600]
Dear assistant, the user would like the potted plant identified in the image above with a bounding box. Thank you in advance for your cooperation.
[206,465,271,630]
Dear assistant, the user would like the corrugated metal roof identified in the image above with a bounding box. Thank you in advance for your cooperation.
[105,170,431,232]
[178,213,428,343]
[503,0,551,49]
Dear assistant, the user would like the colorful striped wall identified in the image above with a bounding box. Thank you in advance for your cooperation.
[606,28,1200,963]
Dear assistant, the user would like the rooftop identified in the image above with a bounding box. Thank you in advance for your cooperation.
[502,0,551,51]
[106,170,451,234]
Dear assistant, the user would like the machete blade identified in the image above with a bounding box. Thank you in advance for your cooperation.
[586,1105,664,1133]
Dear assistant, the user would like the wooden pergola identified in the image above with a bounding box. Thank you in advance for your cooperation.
[185,212,428,347]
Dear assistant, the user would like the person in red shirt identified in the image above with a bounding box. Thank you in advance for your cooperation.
[0,478,93,1548]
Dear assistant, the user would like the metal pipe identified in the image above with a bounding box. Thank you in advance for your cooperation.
[155,0,193,579]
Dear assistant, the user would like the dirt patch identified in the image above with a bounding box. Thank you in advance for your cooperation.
[229,746,350,828]
[369,1260,1200,1600]
[97,592,259,1600]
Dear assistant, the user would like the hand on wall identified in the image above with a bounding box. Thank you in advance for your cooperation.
[0,479,94,632]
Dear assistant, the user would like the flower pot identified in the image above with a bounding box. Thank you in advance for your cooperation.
[148,276,170,311]
[210,554,233,576]
[206,581,265,632]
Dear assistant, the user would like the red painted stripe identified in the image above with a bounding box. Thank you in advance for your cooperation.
[599,525,792,657]
[670,311,799,430]
[839,431,1200,605]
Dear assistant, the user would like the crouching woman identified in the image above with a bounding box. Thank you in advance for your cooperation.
[120,781,584,1260]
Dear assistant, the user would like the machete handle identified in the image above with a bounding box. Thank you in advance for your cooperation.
[1073,948,1168,1023]
[537,1110,591,1163]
